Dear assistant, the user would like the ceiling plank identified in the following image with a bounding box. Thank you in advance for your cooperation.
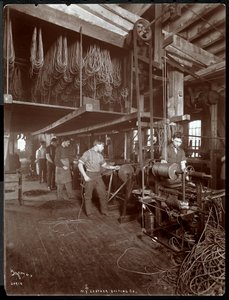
[164,34,222,67]
[194,29,225,50]
[120,4,152,16]
[163,3,221,35]
[101,4,141,24]
[9,4,127,48]
[166,56,200,79]
[165,44,205,68]
[184,61,225,82]
[205,42,225,56]
[48,4,127,36]
[78,4,133,32]
[185,7,225,42]
[167,53,194,68]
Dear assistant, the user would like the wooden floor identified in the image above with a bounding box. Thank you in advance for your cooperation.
[4,177,177,296]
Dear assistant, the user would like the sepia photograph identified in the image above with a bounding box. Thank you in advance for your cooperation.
[3,2,226,296]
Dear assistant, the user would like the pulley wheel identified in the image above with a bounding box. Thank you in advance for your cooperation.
[118,164,134,182]
[134,19,152,41]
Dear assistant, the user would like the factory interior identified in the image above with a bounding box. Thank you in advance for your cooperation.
[4,3,226,296]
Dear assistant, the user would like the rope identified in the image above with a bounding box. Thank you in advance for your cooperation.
[30,27,44,77]
[4,18,15,66]
[176,209,225,295]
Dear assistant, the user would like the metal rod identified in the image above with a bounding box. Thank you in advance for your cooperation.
[182,172,186,201]
[108,180,127,202]
[107,171,113,199]
[133,28,143,169]
[6,7,10,95]
[149,35,154,160]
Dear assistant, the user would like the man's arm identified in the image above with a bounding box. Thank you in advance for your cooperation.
[101,162,120,171]
[160,146,168,163]
[46,153,53,164]
[78,161,91,182]
[180,149,187,171]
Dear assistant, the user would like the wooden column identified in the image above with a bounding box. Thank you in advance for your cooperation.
[210,104,218,188]
[167,68,184,118]
[154,4,163,68]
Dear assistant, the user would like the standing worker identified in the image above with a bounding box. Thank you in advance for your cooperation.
[78,140,120,217]
[55,136,74,201]
[35,141,47,183]
[46,137,58,191]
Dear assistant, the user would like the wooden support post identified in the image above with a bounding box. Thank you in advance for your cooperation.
[210,104,218,188]
[167,68,184,118]
[133,29,143,169]
[149,36,154,159]
[154,4,163,68]
[18,170,22,205]
[129,50,133,113]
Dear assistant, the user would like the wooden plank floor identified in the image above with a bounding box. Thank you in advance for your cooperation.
[4,179,176,296]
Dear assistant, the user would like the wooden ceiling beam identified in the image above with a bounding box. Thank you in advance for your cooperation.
[185,7,225,42]
[166,56,200,79]
[194,29,225,50]
[205,42,225,56]
[166,53,194,69]
[49,4,128,36]
[164,34,222,67]
[165,44,205,68]
[101,4,141,24]
[120,4,152,17]
[9,4,127,48]
[184,61,225,82]
[163,3,221,35]
[78,4,133,32]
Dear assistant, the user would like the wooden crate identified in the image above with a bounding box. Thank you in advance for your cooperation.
[83,97,100,110]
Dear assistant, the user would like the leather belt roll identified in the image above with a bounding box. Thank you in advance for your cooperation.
[152,162,179,180]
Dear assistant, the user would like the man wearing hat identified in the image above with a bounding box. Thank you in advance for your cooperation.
[46,137,58,191]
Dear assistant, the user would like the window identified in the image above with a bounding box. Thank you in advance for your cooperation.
[188,120,201,157]
[17,134,26,152]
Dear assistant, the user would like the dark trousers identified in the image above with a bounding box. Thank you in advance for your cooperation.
[84,172,107,215]
[38,159,47,183]
[47,162,55,188]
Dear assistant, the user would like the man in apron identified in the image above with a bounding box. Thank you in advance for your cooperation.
[55,137,74,201]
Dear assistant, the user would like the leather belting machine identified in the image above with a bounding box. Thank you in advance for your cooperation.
[135,161,225,253]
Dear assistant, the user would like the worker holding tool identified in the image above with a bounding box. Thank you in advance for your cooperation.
[160,132,187,184]
[161,132,187,172]
[78,140,120,217]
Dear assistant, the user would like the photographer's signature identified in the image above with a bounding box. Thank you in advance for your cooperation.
[10,268,32,286]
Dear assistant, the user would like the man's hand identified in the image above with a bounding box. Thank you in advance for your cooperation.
[84,175,91,182]
[114,165,120,171]
[161,160,167,164]
[63,166,68,170]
